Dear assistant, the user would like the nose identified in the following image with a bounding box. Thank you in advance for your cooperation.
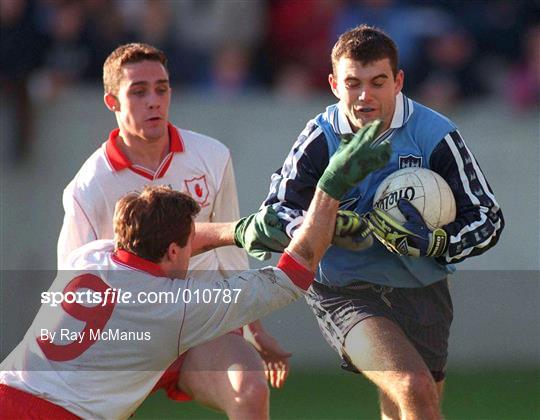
[358,89,370,101]
[147,92,160,109]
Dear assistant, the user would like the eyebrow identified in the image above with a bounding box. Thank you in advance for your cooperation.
[345,74,389,82]
[128,79,170,88]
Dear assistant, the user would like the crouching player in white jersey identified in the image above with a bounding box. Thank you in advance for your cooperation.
[0,119,391,419]
[55,42,291,417]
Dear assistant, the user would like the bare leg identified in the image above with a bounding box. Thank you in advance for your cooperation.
[379,375,446,419]
[345,317,441,420]
[379,389,400,420]
[436,380,445,406]
[178,333,269,420]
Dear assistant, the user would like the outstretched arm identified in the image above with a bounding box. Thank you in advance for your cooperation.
[191,217,291,258]
[193,121,388,264]
[189,194,343,262]
[282,188,338,272]
[190,222,235,256]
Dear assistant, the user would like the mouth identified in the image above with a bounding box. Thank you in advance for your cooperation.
[145,117,165,126]
[353,106,380,122]
[355,106,377,114]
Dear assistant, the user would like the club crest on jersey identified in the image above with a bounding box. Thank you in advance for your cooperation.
[399,154,422,168]
[184,175,210,207]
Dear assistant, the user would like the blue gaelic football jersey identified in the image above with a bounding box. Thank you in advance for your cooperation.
[264,93,504,288]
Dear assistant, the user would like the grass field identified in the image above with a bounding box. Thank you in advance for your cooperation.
[136,368,539,419]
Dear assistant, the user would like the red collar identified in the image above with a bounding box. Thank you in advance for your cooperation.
[105,123,184,172]
[112,249,166,277]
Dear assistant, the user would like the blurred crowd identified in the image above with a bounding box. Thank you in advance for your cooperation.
[1,0,539,161]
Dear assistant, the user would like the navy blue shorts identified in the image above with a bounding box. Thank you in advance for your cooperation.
[305,279,453,382]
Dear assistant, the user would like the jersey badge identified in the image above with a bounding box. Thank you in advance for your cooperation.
[399,154,422,168]
[184,175,210,207]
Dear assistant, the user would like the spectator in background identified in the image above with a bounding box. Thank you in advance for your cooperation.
[113,0,180,81]
[31,0,92,100]
[331,0,421,79]
[210,44,253,96]
[268,0,337,99]
[81,0,128,81]
[0,0,45,163]
[170,0,264,95]
[2,0,538,164]
[414,26,486,112]
[505,24,540,111]
[443,0,527,63]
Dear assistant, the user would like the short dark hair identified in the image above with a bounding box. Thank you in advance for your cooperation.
[331,25,399,77]
[103,43,168,95]
[113,186,200,262]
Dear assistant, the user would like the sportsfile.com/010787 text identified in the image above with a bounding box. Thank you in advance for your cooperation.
[41,287,242,306]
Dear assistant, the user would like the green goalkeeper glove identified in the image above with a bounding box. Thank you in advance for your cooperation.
[234,206,290,260]
[317,120,391,200]
[367,199,448,257]
[333,210,373,251]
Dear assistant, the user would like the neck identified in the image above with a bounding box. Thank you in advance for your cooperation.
[159,261,187,279]
[117,131,169,172]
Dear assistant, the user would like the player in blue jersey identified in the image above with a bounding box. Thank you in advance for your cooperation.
[236,25,504,419]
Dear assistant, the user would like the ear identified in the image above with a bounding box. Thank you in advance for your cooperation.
[328,73,340,99]
[104,93,119,112]
[166,242,181,262]
[394,70,404,95]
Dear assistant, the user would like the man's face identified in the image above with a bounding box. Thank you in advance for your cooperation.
[107,60,171,143]
[329,57,403,132]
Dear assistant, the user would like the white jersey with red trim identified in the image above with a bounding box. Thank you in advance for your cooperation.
[57,123,248,277]
[0,241,310,419]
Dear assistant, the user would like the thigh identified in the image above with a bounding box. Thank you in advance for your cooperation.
[392,280,453,376]
[344,316,434,398]
[177,333,266,410]
[345,316,430,373]
[306,280,451,379]
[305,281,393,369]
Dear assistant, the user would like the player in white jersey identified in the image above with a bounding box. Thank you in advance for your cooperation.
[55,43,290,417]
[57,121,245,277]
[1,119,390,418]
[0,186,312,419]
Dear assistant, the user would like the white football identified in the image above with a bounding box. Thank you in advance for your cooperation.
[373,167,456,229]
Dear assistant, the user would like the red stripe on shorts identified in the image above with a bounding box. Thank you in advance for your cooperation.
[152,353,192,402]
[0,384,80,419]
